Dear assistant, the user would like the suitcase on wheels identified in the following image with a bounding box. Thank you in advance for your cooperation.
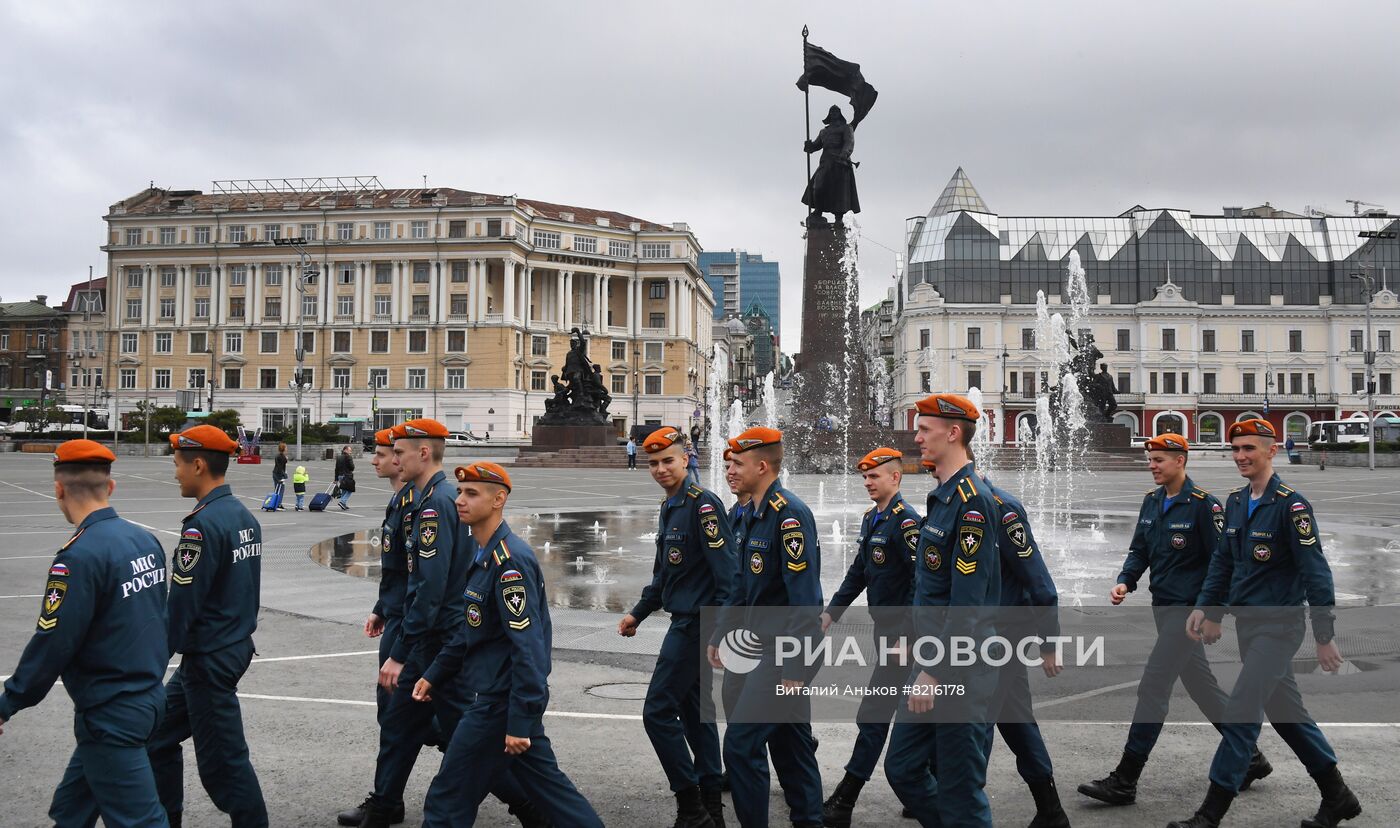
[309,480,337,512]
[261,482,284,512]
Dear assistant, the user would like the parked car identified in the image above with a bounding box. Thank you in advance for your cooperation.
[445,431,486,447]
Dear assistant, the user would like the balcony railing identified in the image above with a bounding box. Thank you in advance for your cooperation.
[1197,393,1338,405]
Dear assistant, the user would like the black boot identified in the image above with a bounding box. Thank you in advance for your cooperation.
[1077,750,1145,806]
[357,800,404,828]
[1300,764,1362,828]
[673,785,716,828]
[1027,777,1071,828]
[1166,782,1235,828]
[701,784,725,827]
[508,799,552,828]
[166,812,181,828]
[1239,749,1273,791]
[344,797,403,827]
[821,772,865,827]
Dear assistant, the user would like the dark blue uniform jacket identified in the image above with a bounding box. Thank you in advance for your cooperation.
[168,484,261,656]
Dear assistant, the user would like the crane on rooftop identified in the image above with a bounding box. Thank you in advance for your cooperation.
[1347,198,1386,216]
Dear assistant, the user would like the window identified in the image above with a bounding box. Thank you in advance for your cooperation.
[1116,329,1130,351]
[1202,330,1216,353]
[1289,372,1303,395]
[159,298,175,319]
[261,408,311,432]
[1380,331,1392,352]
[259,368,278,389]
[531,335,548,357]
[450,293,468,316]
[967,369,982,389]
[1242,372,1256,394]
[300,223,318,241]
[641,242,671,258]
[327,263,349,285]
[91,367,103,388]
[1203,372,1217,394]
[375,295,392,317]
[223,367,241,389]
[155,332,172,354]
[336,295,354,317]
[262,224,280,242]
[333,330,351,353]
[160,266,177,287]
[648,281,668,299]
[531,370,547,391]
[407,368,426,390]
[264,264,282,286]
[486,219,502,237]
[300,331,314,356]
[71,367,82,390]
[125,298,142,319]
[154,369,171,390]
[408,330,428,352]
[1018,328,1033,350]
[411,220,428,239]
[645,374,662,394]
[1308,373,1317,394]
[194,266,211,287]
[609,240,632,258]
[451,261,468,283]
[611,341,626,361]
[1241,330,1255,352]
[1288,330,1303,353]
[1162,329,1176,351]
[611,373,626,393]
[371,330,389,353]
[1381,374,1394,395]
[194,226,210,244]
[225,331,243,353]
[159,227,177,245]
[333,367,350,390]
[1351,372,1365,393]
[374,221,391,240]
[446,330,466,352]
[446,368,465,389]
[413,262,430,283]
[1149,372,1158,394]
[228,265,247,286]
[189,332,208,354]
[966,327,982,350]
[644,341,664,362]
[338,222,354,241]
[228,296,245,319]
[368,368,388,389]
[448,220,467,238]
[188,368,206,389]
[121,333,139,354]
[228,225,246,243]
[412,295,430,317]
[1163,372,1177,394]
[302,294,317,319]
[126,228,142,246]
[1116,372,1131,393]
[263,297,281,320]
[532,230,561,249]
[260,331,279,353]
[120,368,137,389]
[649,312,666,328]
[573,235,597,254]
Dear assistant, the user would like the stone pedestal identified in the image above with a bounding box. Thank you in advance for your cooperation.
[797,222,851,375]
[531,424,614,449]
[1085,422,1132,449]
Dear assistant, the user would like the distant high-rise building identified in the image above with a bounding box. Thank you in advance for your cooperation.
[699,250,781,343]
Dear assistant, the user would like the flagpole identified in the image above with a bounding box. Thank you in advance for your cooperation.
[802,24,812,222]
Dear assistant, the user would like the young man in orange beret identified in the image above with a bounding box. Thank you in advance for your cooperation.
[149,425,267,828]
[1,440,170,828]
[1171,420,1358,828]
[818,448,921,827]
[619,427,737,828]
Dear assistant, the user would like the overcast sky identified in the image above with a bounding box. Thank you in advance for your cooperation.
[2,0,1397,348]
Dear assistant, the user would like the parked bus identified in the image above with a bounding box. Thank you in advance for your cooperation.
[1307,416,1400,446]
[4,405,110,433]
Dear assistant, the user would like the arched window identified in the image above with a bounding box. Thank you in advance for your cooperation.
[1198,412,1224,444]
[1014,412,1037,445]
[1236,410,1263,423]
[1112,411,1139,435]
[1154,411,1185,437]
[1283,412,1310,441]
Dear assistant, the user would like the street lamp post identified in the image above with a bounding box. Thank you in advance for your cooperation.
[273,237,318,461]
[1351,271,1377,471]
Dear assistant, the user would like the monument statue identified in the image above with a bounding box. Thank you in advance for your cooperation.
[537,328,611,426]
[1062,332,1118,420]
[802,106,860,225]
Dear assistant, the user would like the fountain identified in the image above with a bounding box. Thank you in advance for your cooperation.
[589,565,617,585]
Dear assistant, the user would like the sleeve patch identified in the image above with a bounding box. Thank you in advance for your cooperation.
[500,569,524,583]
[1293,513,1314,537]
[1008,523,1029,552]
[958,526,983,556]
[780,517,801,530]
[699,503,716,515]
[1290,501,1308,512]
[181,528,203,541]
[901,518,918,529]
[963,510,985,524]
[49,562,69,577]
[1001,510,1019,524]
[955,558,978,575]
[37,579,68,629]
[502,584,527,616]
[419,521,438,547]
[782,531,805,560]
[702,514,721,540]
[508,618,532,630]
[420,508,439,518]
[175,540,202,573]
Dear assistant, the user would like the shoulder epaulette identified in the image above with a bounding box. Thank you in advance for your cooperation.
[1146,488,1156,495]
[1190,489,1206,499]
[1277,485,1294,497]
[768,492,788,512]
[59,527,86,552]
[183,502,208,522]
[686,485,702,499]
[491,542,512,567]
[956,476,978,503]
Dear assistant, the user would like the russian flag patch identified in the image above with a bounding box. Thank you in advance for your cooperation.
[49,563,69,576]
[181,528,203,541]
[421,508,439,519]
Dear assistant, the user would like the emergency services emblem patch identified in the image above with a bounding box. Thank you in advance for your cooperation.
[1171,533,1187,550]
[419,522,437,547]
[1293,513,1313,537]
[871,546,886,564]
[1214,514,1225,533]
[503,585,527,616]
[37,579,67,630]
[750,551,764,574]
[782,531,804,559]
[381,532,392,553]
[959,526,983,557]
[466,604,482,627]
[176,541,201,573]
[702,514,720,540]
[925,548,942,571]
[668,547,683,565]
[1253,544,1271,562]
[1009,523,1028,551]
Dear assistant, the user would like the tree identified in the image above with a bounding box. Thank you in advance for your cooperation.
[205,409,242,433]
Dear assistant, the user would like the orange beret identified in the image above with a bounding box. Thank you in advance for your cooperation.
[1144,433,1189,453]
[722,447,733,462]
[643,426,684,454]
[856,447,902,472]
[921,458,937,471]
[401,418,449,439]
[915,393,980,422]
[53,439,117,466]
[1229,418,1276,440]
[373,428,394,448]
[727,426,782,455]
[390,423,409,441]
[455,461,512,491]
[171,424,239,454]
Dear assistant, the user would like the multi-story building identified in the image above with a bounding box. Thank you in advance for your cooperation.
[699,250,782,344]
[100,180,715,438]
[894,169,1400,443]
[0,296,69,421]
[62,278,108,417]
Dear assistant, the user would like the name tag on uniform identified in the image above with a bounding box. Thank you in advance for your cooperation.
[870,535,887,544]
[1226,527,1238,536]
[748,538,770,550]
[1168,522,1193,530]
[923,524,947,539]
[1139,518,1154,526]
[1249,530,1274,541]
